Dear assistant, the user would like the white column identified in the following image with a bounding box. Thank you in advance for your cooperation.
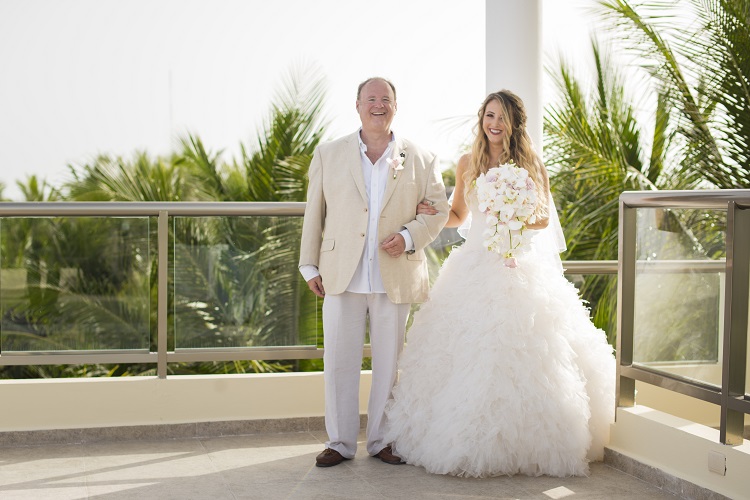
[485,0,543,151]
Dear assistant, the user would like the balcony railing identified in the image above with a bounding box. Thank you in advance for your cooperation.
[8,196,746,447]
[617,190,750,444]
[0,202,617,380]
[0,202,323,378]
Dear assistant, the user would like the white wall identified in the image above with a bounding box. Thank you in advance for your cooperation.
[0,372,371,431]
[609,406,750,499]
[486,0,543,149]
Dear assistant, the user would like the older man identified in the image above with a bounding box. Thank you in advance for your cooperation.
[299,77,449,467]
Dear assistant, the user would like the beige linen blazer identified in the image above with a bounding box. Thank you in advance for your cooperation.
[299,131,450,304]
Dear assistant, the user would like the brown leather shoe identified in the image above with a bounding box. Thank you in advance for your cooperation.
[315,448,347,467]
[373,445,404,465]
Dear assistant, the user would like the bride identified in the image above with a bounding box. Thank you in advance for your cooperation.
[383,90,616,478]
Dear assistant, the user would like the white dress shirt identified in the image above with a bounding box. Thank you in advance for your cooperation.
[300,130,414,292]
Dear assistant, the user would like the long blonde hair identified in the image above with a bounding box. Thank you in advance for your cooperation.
[464,90,548,218]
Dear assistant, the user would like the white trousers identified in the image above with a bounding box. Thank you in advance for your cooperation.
[322,292,409,458]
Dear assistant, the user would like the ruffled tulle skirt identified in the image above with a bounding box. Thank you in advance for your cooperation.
[383,243,615,478]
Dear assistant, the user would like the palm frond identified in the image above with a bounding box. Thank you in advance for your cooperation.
[596,0,748,187]
[67,153,186,202]
[242,63,329,202]
[175,134,229,201]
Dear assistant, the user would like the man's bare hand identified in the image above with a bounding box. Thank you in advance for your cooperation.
[307,276,325,298]
[381,233,406,258]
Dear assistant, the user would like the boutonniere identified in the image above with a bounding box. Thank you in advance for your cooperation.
[386,152,406,179]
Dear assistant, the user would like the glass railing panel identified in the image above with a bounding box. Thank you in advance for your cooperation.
[172,216,319,349]
[566,273,617,346]
[632,208,726,387]
[747,290,750,399]
[0,217,152,352]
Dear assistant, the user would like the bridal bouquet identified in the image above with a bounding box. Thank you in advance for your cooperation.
[475,162,537,267]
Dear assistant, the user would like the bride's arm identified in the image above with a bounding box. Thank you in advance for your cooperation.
[444,154,471,228]
[415,154,471,228]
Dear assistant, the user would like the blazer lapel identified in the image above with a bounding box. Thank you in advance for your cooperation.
[343,132,368,202]
[380,137,407,210]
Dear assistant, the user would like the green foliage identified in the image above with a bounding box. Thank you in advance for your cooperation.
[597,0,750,187]
[545,39,674,341]
[0,65,329,378]
[545,0,747,354]
[67,153,189,201]
[441,166,456,188]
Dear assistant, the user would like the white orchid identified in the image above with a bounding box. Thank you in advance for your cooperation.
[475,162,538,267]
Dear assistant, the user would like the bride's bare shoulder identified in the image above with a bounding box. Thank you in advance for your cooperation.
[456,154,471,174]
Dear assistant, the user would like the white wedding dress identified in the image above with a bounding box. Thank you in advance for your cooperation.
[383,191,616,478]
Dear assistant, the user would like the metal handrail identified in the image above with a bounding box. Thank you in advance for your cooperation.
[616,189,750,208]
[0,201,306,217]
[563,259,726,275]
[618,190,750,445]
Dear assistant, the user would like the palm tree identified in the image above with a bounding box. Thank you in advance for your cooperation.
[68,152,190,202]
[48,64,330,376]
[172,65,328,365]
[545,40,678,342]
[546,0,746,358]
[576,0,750,361]
[596,0,750,188]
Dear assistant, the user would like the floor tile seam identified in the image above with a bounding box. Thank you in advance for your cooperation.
[306,430,325,445]
[194,436,230,480]
[225,478,240,500]
[81,454,91,500]
[341,458,374,483]
[277,480,299,500]
[322,471,389,499]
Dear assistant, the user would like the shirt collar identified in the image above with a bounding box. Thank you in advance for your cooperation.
[358,129,396,154]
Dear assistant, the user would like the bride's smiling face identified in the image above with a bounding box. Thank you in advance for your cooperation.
[482,99,509,146]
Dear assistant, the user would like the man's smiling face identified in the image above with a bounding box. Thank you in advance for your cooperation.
[356,79,397,134]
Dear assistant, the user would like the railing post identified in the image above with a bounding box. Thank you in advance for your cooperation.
[616,198,637,408]
[157,211,168,379]
[720,201,749,444]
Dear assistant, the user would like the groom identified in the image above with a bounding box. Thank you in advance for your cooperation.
[299,77,449,467]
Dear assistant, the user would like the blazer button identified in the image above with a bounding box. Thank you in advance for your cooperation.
[363,208,368,212]
[360,233,365,237]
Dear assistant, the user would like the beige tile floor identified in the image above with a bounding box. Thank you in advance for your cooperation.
[0,430,680,500]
